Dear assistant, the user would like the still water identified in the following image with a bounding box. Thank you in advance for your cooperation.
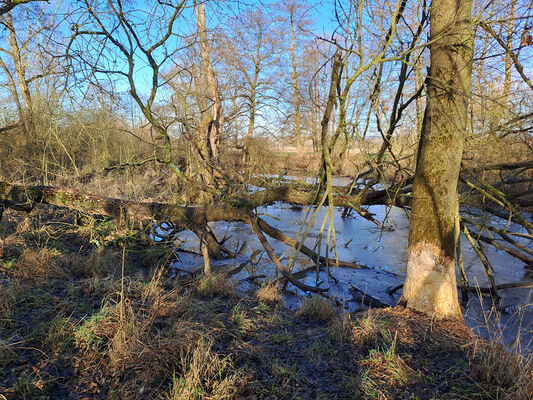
[171,179,533,353]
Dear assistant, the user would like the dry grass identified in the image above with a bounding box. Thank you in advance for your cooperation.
[349,313,395,351]
[70,248,122,278]
[109,322,208,398]
[470,341,533,400]
[196,273,236,298]
[256,283,282,304]
[46,316,76,353]
[148,287,192,319]
[295,296,336,322]
[0,282,16,318]
[231,303,256,333]
[327,312,353,344]
[356,349,414,400]
[344,307,533,400]
[165,336,247,400]
[342,314,415,399]
[359,334,413,386]
[2,208,533,400]
[69,274,231,398]
[14,217,33,234]
[16,247,69,280]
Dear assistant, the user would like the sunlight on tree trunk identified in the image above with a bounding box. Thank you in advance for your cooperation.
[400,0,474,320]
[5,12,34,136]
[288,1,302,150]
[194,0,224,182]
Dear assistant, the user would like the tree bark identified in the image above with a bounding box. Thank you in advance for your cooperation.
[195,1,224,166]
[289,3,302,149]
[5,12,34,137]
[319,51,343,192]
[192,1,224,194]
[400,0,474,319]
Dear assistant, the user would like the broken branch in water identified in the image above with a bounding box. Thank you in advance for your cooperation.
[350,285,391,309]
[248,214,328,293]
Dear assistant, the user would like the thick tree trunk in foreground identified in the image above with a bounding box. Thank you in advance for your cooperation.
[400,0,474,319]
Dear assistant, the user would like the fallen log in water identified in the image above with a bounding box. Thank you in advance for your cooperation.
[466,280,533,293]
[0,181,250,227]
[388,281,533,296]
[0,181,364,292]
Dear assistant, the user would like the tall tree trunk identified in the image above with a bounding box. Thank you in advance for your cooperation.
[244,64,260,163]
[320,51,343,191]
[246,87,256,141]
[194,0,224,187]
[289,5,302,149]
[400,0,474,319]
[311,76,320,153]
[0,57,24,127]
[243,89,256,164]
[6,12,34,137]
[488,0,516,133]
[414,54,424,138]
[244,42,260,164]
[502,0,516,109]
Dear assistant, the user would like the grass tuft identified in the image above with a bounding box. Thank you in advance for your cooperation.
[70,248,122,278]
[354,332,414,399]
[0,281,16,318]
[165,336,245,400]
[46,316,76,352]
[196,273,235,298]
[231,303,256,333]
[351,314,394,351]
[295,296,336,322]
[256,283,282,305]
[328,312,353,344]
[16,247,69,279]
[470,340,533,400]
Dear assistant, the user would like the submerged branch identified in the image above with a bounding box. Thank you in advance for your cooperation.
[248,214,328,293]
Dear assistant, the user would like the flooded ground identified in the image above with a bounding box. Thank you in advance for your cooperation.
[171,178,533,353]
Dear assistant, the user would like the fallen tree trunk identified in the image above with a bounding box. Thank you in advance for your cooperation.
[1,180,410,220]
[0,181,362,292]
[389,280,533,296]
[0,182,250,227]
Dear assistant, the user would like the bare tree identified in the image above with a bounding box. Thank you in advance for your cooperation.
[0,7,56,136]
[222,6,282,161]
[194,0,224,181]
[274,0,312,149]
[67,0,190,182]
[0,0,46,15]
